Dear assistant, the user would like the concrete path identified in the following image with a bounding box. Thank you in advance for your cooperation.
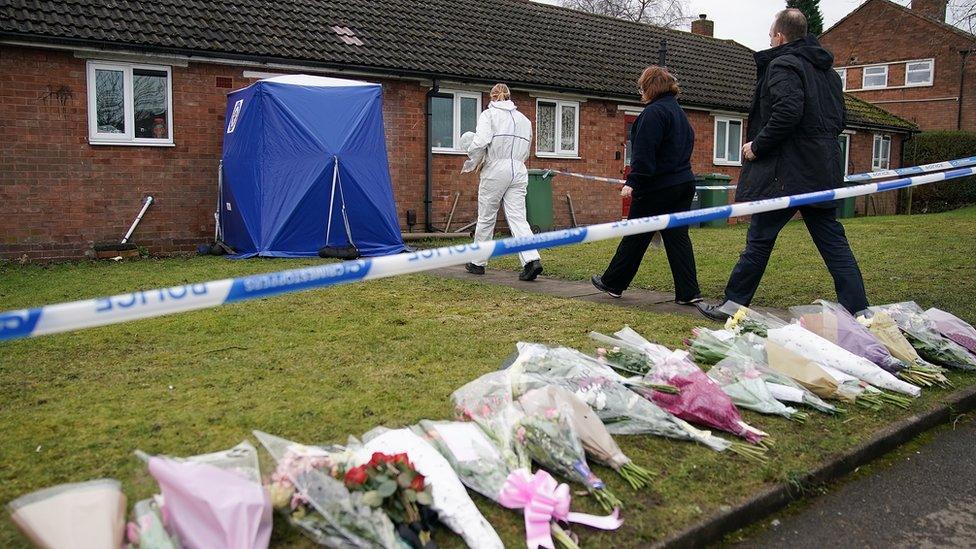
[433,265,788,318]
[742,417,976,548]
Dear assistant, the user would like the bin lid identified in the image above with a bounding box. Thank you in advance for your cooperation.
[527,169,552,176]
[696,173,733,181]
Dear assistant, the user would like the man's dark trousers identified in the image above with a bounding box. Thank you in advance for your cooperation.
[724,205,869,313]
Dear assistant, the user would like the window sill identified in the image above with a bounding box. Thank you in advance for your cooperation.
[713,159,742,167]
[89,140,176,147]
[432,149,469,155]
[536,153,582,160]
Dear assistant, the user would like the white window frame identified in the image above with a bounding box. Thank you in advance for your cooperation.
[431,90,482,154]
[835,68,848,91]
[862,65,889,90]
[713,116,744,167]
[86,60,174,146]
[838,133,851,175]
[535,98,580,158]
[872,134,892,171]
[905,59,935,87]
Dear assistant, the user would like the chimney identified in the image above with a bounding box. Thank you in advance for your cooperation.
[912,0,947,22]
[691,14,714,37]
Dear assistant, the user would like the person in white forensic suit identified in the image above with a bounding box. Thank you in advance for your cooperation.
[462,83,543,281]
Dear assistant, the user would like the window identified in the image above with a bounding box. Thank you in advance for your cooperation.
[713,116,743,166]
[536,99,579,157]
[86,61,173,145]
[431,91,481,152]
[905,59,934,87]
[838,134,851,176]
[835,68,847,91]
[872,134,891,171]
[862,65,888,89]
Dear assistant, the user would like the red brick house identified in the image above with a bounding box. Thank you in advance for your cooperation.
[821,0,976,132]
[1,0,916,260]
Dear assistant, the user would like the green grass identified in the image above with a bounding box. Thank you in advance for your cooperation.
[1,208,974,548]
[493,206,976,320]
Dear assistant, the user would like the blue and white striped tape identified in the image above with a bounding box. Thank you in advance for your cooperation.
[543,156,976,188]
[1,161,974,342]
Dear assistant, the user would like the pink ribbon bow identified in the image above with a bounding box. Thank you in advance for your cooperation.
[498,469,623,549]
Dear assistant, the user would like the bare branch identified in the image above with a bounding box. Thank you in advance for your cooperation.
[561,0,690,28]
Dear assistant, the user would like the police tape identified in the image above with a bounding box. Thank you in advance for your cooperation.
[1,163,975,342]
[543,156,976,188]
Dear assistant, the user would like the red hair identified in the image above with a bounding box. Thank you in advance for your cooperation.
[638,66,680,104]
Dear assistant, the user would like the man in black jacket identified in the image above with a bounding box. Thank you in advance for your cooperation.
[698,9,869,320]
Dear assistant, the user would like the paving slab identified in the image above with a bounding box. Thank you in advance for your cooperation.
[433,265,789,319]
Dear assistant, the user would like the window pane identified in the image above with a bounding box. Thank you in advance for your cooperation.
[459,96,479,135]
[715,120,727,159]
[728,121,742,162]
[906,63,932,85]
[431,95,453,149]
[95,69,125,134]
[560,104,577,152]
[133,69,169,139]
[864,66,886,87]
[537,102,556,153]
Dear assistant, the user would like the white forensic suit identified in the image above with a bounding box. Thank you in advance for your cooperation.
[463,100,541,268]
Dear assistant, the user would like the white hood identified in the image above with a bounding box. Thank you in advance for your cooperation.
[489,100,517,111]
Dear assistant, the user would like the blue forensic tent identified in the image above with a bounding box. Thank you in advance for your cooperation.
[218,75,407,258]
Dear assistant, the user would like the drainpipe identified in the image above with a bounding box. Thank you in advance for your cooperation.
[958,49,973,131]
[425,79,453,232]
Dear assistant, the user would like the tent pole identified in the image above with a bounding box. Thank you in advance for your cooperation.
[326,156,339,246]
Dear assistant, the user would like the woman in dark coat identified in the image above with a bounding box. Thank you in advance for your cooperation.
[591,66,702,304]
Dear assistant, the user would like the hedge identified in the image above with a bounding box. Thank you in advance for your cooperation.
[903,131,976,213]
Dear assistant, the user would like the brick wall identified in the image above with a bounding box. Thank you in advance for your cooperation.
[0,43,904,260]
[821,0,976,132]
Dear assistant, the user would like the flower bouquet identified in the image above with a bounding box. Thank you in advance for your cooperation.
[451,370,530,471]
[765,340,893,410]
[253,430,400,548]
[515,403,623,512]
[686,327,839,415]
[126,496,179,549]
[519,385,655,489]
[720,302,921,400]
[791,301,945,387]
[720,302,789,337]
[510,342,734,453]
[134,441,272,549]
[924,308,976,354]
[857,310,949,382]
[869,302,976,371]
[412,420,620,549]
[600,327,770,450]
[344,451,437,548]
[706,357,808,422]
[8,479,127,549]
[357,427,504,549]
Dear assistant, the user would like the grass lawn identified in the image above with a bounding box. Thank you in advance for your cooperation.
[1,208,974,547]
[493,206,976,320]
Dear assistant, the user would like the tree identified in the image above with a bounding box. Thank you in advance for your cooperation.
[560,0,689,28]
[786,0,825,35]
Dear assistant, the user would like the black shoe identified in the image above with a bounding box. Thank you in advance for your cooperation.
[696,301,731,322]
[519,260,543,281]
[675,296,704,306]
[591,275,621,298]
[464,262,485,275]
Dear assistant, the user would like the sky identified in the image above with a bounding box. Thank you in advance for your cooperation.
[535,1,974,51]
